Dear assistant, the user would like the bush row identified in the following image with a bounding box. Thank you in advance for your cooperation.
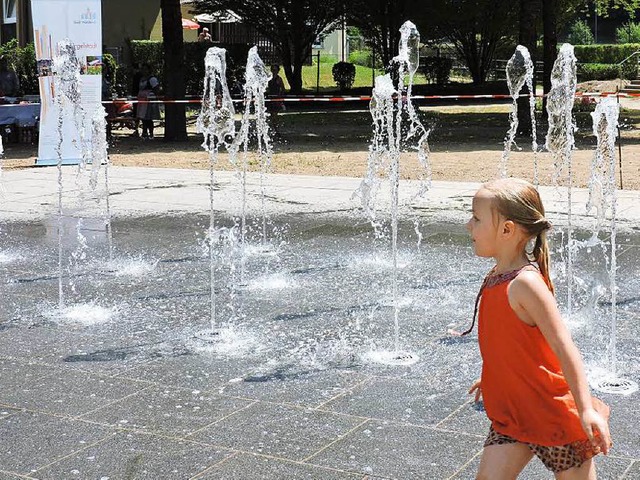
[577,62,638,81]
[573,44,640,64]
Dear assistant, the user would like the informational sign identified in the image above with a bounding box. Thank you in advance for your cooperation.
[31,0,102,165]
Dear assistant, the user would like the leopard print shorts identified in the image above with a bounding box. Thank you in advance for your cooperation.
[484,426,600,473]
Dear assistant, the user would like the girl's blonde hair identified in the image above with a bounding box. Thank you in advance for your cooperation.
[483,178,554,294]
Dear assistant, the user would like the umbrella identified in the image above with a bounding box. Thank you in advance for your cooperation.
[182,18,200,30]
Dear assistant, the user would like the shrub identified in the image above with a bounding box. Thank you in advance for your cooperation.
[0,39,38,95]
[616,22,640,44]
[567,20,594,45]
[577,63,620,81]
[573,96,597,113]
[102,53,117,97]
[332,61,356,92]
[349,49,372,67]
[620,60,638,79]
[420,56,453,85]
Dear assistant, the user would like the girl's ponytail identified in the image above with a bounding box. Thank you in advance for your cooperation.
[532,230,554,294]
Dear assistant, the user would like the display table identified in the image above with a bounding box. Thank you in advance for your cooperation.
[0,102,40,143]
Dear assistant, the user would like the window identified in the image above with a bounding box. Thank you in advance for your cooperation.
[4,0,16,23]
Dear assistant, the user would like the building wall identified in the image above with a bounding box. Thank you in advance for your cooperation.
[149,4,198,43]
[102,0,161,63]
[312,28,349,62]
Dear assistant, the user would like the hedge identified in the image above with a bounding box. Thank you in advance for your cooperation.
[577,63,620,81]
[129,40,250,97]
[576,62,637,81]
[573,44,640,64]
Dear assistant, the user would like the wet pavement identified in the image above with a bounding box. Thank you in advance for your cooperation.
[0,167,638,479]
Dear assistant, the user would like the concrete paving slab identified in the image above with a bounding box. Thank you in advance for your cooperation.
[31,431,233,480]
[218,370,370,409]
[623,460,640,479]
[0,365,147,417]
[196,453,366,479]
[0,411,114,475]
[1,167,639,231]
[83,385,254,437]
[0,472,29,480]
[309,420,481,479]
[322,376,471,427]
[188,402,367,462]
[599,394,640,459]
[113,354,267,393]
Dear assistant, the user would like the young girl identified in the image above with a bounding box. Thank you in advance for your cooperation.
[460,178,611,479]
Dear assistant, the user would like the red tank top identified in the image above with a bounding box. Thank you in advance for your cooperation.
[478,266,609,446]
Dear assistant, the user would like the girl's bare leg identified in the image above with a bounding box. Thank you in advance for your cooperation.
[476,443,534,480]
[555,458,596,480]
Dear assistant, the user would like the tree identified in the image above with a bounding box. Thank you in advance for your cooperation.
[594,0,640,21]
[424,0,518,84]
[542,0,562,116]
[345,0,425,68]
[517,0,541,136]
[160,0,187,140]
[190,0,344,94]
[567,19,595,44]
[161,0,188,141]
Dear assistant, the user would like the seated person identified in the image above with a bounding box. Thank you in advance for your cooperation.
[0,58,20,97]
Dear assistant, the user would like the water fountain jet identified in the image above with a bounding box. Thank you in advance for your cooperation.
[356,21,431,366]
[587,97,638,395]
[195,46,236,340]
[501,45,537,182]
[545,43,577,316]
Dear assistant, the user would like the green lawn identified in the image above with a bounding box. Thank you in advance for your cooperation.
[278,61,430,93]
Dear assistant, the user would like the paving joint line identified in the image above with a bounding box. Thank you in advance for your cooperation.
[620,459,637,479]
[184,400,259,439]
[446,447,483,479]
[434,398,475,429]
[302,418,370,463]
[0,469,37,479]
[73,384,155,420]
[188,451,240,480]
[29,432,118,476]
[312,375,375,410]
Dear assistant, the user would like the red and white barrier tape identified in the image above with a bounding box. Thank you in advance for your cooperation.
[100,90,640,105]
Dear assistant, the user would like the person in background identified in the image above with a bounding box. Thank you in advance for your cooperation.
[266,65,286,137]
[198,27,212,42]
[0,58,20,97]
[130,62,143,137]
[136,64,160,140]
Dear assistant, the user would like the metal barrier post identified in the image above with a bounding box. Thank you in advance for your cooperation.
[316,51,321,94]
[617,87,624,189]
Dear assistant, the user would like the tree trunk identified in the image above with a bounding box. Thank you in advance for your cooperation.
[161,0,187,141]
[278,37,304,95]
[289,67,303,94]
[517,0,539,136]
[542,0,558,117]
